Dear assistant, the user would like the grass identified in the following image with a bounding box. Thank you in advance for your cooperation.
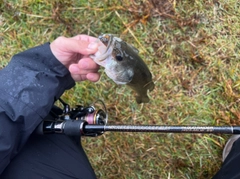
[1,0,240,178]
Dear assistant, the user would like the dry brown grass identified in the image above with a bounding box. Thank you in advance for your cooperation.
[1,0,240,178]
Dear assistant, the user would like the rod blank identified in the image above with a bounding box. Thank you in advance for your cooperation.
[84,125,240,134]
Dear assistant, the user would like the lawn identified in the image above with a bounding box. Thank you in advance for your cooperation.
[1,0,240,178]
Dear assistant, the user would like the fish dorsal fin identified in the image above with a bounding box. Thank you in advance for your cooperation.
[127,43,139,54]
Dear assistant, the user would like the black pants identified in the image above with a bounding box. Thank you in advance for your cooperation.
[0,134,97,179]
[213,138,240,179]
[2,134,240,179]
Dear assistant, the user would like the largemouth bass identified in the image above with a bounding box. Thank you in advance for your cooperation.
[91,34,154,103]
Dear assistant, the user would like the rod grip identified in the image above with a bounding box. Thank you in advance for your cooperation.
[63,120,86,136]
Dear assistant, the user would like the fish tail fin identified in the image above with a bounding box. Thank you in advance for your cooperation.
[136,95,150,104]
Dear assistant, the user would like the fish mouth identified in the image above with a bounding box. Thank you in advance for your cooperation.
[98,34,114,52]
[94,34,115,62]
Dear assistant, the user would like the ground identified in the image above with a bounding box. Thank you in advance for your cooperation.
[0,0,240,178]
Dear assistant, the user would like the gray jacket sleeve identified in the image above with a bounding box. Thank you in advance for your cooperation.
[0,43,75,174]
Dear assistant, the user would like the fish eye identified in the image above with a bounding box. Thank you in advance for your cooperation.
[116,54,123,61]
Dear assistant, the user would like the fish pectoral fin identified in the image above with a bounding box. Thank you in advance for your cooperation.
[114,80,128,85]
[104,69,131,85]
[112,77,131,85]
[113,69,134,84]
[114,75,133,84]
[135,95,150,104]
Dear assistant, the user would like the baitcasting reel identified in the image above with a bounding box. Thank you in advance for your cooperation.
[36,98,108,137]
[58,98,108,126]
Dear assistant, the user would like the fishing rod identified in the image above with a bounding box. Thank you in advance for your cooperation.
[37,120,240,136]
[36,99,240,136]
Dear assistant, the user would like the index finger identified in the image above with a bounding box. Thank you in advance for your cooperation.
[71,34,98,43]
[56,35,99,55]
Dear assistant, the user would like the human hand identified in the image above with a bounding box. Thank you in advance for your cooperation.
[50,35,100,82]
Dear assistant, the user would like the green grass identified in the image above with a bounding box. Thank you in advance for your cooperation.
[1,0,240,178]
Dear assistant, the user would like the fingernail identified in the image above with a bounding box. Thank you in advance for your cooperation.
[87,42,98,51]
